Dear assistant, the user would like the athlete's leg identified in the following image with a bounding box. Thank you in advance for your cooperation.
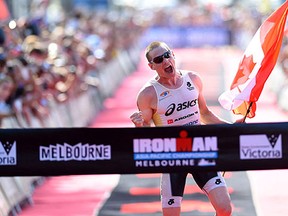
[161,173,187,216]
[207,186,232,216]
[193,171,232,216]
[162,207,180,216]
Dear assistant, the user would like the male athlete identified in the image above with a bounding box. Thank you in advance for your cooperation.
[130,41,243,216]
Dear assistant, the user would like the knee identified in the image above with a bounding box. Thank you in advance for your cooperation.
[216,203,232,216]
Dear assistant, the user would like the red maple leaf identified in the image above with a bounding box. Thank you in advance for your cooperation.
[231,54,256,89]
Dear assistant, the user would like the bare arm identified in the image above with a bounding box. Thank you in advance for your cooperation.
[189,72,231,124]
[130,85,155,127]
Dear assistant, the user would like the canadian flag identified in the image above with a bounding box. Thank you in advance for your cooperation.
[218,1,288,118]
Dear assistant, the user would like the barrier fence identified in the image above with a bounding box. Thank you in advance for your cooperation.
[140,26,231,48]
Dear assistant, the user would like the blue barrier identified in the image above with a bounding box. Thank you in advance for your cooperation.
[140,26,231,48]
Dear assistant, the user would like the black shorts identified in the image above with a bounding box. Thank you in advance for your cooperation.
[166,171,219,196]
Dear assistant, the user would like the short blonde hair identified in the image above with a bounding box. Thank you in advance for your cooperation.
[145,41,171,62]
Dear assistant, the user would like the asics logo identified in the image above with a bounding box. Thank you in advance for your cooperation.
[186,81,194,90]
[168,199,175,205]
[215,178,222,185]
[165,99,197,116]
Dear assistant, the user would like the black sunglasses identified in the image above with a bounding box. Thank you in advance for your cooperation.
[151,51,172,64]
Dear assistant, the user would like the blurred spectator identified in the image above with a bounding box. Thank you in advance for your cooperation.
[7,57,48,127]
[0,50,6,74]
[0,75,15,127]
[279,36,288,78]
[0,28,5,46]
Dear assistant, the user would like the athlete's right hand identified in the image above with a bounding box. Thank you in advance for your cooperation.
[130,111,144,127]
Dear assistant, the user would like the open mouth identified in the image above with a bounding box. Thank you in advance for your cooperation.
[164,65,173,73]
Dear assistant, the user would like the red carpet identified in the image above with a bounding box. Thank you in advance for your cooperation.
[19,175,120,216]
[91,52,152,128]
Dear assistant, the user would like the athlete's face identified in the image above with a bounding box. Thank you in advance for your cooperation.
[148,46,176,78]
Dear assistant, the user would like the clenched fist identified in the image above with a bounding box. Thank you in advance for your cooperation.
[130,111,144,127]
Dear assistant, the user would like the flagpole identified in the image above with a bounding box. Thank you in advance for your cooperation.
[243,102,253,122]
[223,102,253,177]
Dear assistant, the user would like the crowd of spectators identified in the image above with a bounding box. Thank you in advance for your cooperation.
[0,4,145,127]
[0,0,287,127]
[137,0,264,49]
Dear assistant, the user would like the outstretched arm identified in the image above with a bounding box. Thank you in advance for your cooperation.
[190,72,244,124]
